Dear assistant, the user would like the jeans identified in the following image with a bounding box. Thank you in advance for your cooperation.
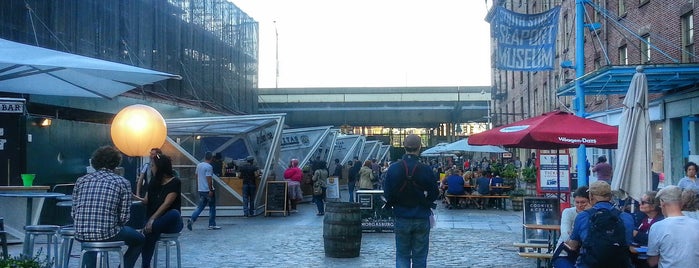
[394,217,430,268]
[348,182,356,202]
[242,183,256,216]
[313,188,326,214]
[190,191,216,226]
[80,226,144,268]
[141,209,184,268]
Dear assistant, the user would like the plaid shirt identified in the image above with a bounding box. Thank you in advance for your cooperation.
[72,169,132,241]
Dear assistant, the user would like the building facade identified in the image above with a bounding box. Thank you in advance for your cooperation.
[0,0,259,184]
[490,0,699,183]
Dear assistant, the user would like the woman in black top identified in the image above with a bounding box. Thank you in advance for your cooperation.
[134,153,183,268]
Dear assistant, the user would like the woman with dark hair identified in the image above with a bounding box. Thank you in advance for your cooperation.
[552,186,590,268]
[677,162,699,192]
[133,154,183,268]
[629,191,664,268]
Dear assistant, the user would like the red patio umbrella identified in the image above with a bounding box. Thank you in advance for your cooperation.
[468,110,618,149]
[469,110,618,201]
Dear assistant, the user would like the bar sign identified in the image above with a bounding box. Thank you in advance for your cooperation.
[0,102,24,113]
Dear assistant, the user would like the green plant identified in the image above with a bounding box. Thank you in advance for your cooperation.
[0,253,53,268]
[521,166,537,183]
[509,189,527,197]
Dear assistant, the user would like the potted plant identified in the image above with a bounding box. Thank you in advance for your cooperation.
[0,253,52,268]
[521,166,538,195]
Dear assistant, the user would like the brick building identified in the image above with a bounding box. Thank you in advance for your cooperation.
[489,0,699,183]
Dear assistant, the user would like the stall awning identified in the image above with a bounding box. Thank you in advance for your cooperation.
[557,64,699,96]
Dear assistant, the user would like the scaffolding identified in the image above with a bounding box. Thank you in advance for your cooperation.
[0,0,258,114]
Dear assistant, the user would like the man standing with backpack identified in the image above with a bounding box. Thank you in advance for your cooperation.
[565,181,634,268]
[383,134,439,268]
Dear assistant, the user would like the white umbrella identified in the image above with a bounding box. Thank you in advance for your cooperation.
[420,142,450,156]
[0,38,180,99]
[612,66,651,202]
[442,138,508,153]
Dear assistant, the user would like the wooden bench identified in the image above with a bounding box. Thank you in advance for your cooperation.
[514,242,553,268]
[445,194,509,209]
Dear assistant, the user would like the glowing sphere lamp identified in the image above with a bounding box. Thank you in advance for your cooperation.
[110,104,167,157]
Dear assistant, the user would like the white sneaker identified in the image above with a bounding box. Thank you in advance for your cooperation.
[208,226,221,230]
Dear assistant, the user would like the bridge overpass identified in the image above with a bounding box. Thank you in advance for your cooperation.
[257,86,491,129]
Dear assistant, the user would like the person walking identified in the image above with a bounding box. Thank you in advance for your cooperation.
[358,160,374,190]
[284,159,304,213]
[312,161,329,216]
[383,134,439,268]
[187,151,221,230]
[72,146,144,268]
[592,155,612,183]
[133,153,183,268]
[348,158,361,202]
[238,156,260,217]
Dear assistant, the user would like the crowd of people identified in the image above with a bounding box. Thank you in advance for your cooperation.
[549,161,699,268]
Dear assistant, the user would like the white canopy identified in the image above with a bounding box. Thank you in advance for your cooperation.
[0,38,180,99]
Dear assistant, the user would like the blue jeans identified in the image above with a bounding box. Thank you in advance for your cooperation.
[394,217,430,268]
[190,191,216,226]
[313,188,326,214]
[348,182,356,202]
[80,226,144,268]
[141,209,184,268]
[242,183,256,216]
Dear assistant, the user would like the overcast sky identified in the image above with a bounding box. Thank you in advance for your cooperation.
[232,0,493,88]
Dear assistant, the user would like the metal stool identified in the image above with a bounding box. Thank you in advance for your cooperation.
[0,217,8,259]
[79,241,125,268]
[24,225,60,261]
[153,233,182,268]
[57,226,76,268]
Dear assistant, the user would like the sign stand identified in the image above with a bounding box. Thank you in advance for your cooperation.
[264,181,288,216]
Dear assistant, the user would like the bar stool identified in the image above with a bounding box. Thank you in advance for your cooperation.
[24,225,60,261]
[0,217,8,259]
[57,226,76,268]
[153,233,182,268]
[79,241,125,268]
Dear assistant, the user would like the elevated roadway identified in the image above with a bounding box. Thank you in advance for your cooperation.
[257,86,490,128]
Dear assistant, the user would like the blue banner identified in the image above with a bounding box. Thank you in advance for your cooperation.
[488,6,560,71]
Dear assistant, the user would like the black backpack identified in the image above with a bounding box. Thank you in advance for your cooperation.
[389,160,429,208]
[581,208,630,268]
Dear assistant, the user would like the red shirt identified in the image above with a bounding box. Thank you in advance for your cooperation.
[283,167,303,182]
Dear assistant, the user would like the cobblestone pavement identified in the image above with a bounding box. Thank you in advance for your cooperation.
[7,201,539,267]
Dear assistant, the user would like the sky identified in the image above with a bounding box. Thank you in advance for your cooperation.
[231,0,493,88]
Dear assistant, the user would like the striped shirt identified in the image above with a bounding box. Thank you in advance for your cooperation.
[71,169,132,241]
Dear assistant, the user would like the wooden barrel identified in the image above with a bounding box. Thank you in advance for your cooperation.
[323,202,362,258]
[511,197,524,211]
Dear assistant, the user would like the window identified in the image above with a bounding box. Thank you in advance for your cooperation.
[618,45,628,65]
[618,0,626,16]
[563,14,570,51]
[641,34,651,63]
[682,13,694,63]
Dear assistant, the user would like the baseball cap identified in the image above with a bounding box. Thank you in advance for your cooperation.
[588,180,612,197]
[403,134,422,148]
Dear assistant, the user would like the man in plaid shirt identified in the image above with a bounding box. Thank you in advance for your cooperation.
[72,146,144,268]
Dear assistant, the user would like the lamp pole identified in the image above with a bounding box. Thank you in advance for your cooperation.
[274,20,279,89]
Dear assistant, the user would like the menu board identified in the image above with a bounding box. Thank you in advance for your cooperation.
[523,197,560,241]
[265,181,287,216]
[356,190,394,232]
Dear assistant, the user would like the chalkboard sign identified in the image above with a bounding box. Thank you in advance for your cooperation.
[523,197,560,241]
[265,181,288,216]
[355,190,394,232]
